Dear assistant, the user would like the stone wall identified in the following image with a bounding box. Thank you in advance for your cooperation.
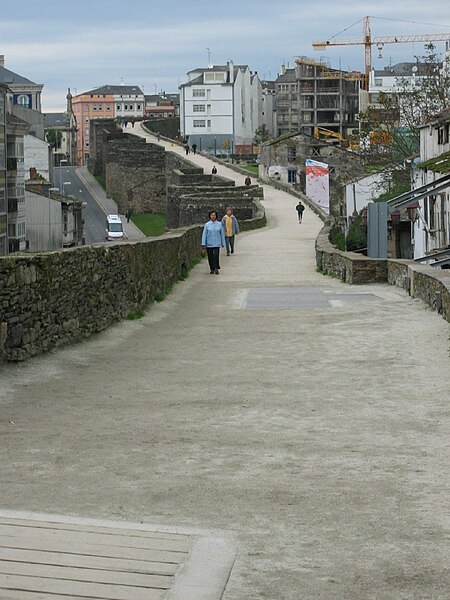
[0,227,202,362]
[315,222,450,322]
[315,225,387,284]
[89,119,117,176]
[105,137,167,214]
[143,118,180,140]
[167,184,264,229]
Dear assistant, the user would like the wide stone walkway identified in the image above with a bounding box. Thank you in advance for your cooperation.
[1,128,449,599]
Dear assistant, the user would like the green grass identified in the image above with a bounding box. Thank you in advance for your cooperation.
[95,174,106,190]
[241,165,259,175]
[131,213,166,236]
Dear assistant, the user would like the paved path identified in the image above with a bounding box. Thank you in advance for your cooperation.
[76,166,145,242]
[1,129,449,599]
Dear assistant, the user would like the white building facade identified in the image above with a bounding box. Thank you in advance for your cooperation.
[412,109,450,258]
[180,62,262,154]
[113,86,144,120]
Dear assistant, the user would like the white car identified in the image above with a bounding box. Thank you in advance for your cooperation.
[105,215,125,241]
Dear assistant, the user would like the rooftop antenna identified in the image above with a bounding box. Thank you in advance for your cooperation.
[206,47,212,67]
[154,83,157,94]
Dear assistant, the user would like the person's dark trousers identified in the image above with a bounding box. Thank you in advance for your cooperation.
[206,247,220,271]
[225,236,235,255]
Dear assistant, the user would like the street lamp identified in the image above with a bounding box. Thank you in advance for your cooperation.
[62,181,71,196]
[48,187,59,250]
[406,201,419,222]
[59,159,68,193]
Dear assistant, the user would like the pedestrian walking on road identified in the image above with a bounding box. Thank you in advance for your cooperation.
[211,165,217,175]
[222,207,239,256]
[184,143,190,155]
[296,202,305,224]
[201,210,225,274]
[245,175,252,187]
[192,143,197,155]
[156,132,161,142]
[125,208,131,223]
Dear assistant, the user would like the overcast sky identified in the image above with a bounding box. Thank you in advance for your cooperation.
[1,0,450,111]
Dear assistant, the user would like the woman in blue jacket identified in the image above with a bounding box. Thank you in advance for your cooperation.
[201,210,225,274]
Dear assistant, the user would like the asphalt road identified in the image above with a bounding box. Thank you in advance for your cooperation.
[54,165,107,244]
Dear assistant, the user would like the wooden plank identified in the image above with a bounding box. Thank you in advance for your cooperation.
[0,591,92,600]
[0,517,189,542]
[0,524,190,553]
[0,561,172,589]
[0,573,165,600]
[0,547,178,576]
[0,537,185,564]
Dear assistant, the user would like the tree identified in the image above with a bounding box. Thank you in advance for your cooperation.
[46,129,62,150]
[253,124,271,146]
[357,44,450,164]
[355,44,450,200]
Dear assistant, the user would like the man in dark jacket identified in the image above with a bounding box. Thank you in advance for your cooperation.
[295,202,305,224]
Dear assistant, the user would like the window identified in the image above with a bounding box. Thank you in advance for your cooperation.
[93,105,97,111]
[106,105,111,111]
[375,78,383,87]
[291,84,298,91]
[287,147,297,162]
[288,169,297,184]
[17,221,26,237]
[124,105,128,110]
[437,124,449,145]
[117,105,121,110]
[193,120,206,128]
[85,117,89,123]
[193,89,206,97]
[137,104,141,110]
[193,105,205,112]
[85,104,89,111]
[204,72,225,82]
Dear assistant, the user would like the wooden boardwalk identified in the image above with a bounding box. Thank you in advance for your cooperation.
[0,515,191,599]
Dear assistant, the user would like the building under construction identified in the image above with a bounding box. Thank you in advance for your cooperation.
[275,56,362,139]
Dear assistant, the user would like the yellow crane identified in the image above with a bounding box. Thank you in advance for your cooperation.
[312,16,450,90]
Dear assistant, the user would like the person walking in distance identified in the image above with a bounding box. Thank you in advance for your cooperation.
[201,210,225,274]
[295,201,305,224]
[184,143,190,155]
[211,165,217,175]
[192,143,197,155]
[222,207,239,256]
[125,208,132,223]
[245,175,251,187]
[156,132,161,142]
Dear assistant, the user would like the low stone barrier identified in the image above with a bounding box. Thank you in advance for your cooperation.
[315,225,387,284]
[315,223,450,322]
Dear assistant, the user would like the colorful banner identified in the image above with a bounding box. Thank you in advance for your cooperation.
[305,159,329,213]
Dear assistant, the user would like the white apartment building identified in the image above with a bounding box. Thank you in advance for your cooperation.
[179,62,262,154]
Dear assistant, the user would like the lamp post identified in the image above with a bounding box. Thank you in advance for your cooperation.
[406,201,419,256]
[48,187,59,250]
[62,181,71,196]
[59,159,68,193]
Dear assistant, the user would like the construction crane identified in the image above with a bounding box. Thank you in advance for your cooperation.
[312,16,450,91]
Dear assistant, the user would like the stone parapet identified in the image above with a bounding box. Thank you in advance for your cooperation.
[316,223,450,322]
[0,227,202,362]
